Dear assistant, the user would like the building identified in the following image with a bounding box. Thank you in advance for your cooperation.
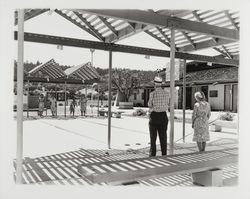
[128,62,238,112]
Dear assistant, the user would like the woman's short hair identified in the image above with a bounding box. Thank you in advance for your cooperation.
[194,91,206,101]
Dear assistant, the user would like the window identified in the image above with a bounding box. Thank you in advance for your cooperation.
[141,92,144,100]
[209,90,218,97]
[134,93,137,100]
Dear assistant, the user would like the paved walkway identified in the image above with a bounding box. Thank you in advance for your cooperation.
[13,111,238,186]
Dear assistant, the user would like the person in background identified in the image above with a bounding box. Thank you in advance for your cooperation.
[79,94,88,116]
[70,97,77,117]
[148,76,169,157]
[192,91,211,152]
[38,94,45,117]
[49,94,57,117]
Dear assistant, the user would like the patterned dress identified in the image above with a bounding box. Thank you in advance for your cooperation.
[79,97,88,112]
[38,96,45,112]
[49,97,57,113]
[192,101,211,142]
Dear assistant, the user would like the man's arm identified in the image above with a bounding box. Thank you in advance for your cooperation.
[148,92,153,108]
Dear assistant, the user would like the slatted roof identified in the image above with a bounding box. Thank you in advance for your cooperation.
[64,62,101,81]
[15,9,239,60]
[27,59,101,82]
[28,59,66,79]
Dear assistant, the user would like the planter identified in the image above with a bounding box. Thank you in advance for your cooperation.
[191,168,223,186]
[210,124,222,132]
[210,120,237,132]
[119,102,133,109]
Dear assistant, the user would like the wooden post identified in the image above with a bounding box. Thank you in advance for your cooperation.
[16,9,24,184]
[108,51,112,149]
[182,59,186,143]
[97,84,100,116]
[45,87,47,116]
[55,85,57,117]
[27,80,29,118]
[64,81,66,117]
[169,28,175,155]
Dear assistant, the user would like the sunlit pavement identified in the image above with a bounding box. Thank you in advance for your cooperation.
[12,107,238,186]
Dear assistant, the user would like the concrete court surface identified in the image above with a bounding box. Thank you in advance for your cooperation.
[13,112,237,159]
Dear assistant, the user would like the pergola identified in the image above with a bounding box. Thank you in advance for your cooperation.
[21,59,100,117]
[15,9,239,184]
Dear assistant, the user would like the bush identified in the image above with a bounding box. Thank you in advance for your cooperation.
[219,112,234,121]
[132,108,147,116]
[134,103,143,107]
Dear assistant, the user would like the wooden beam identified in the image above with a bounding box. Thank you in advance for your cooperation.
[192,10,218,44]
[105,23,150,43]
[224,11,239,30]
[64,82,66,117]
[179,37,236,52]
[191,12,237,60]
[73,11,104,41]
[156,27,171,45]
[181,31,196,50]
[156,10,196,49]
[181,11,235,55]
[54,9,102,41]
[14,31,239,66]
[80,9,239,41]
[98,16,118,37]
[15,9,49,25]
[14,76,102,84]
[182,59,186,143]
[213,47,228,58]
[169,28,175,155]
[16,9,24,184]
[144,30,171,47]
[222,45,233,59]
[108,51,112,149]
[156,10,192,18]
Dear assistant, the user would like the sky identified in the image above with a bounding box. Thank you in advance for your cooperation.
[13,9,220,71]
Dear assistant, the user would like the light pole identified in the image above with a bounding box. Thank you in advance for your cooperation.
[92,83,99,116]
[90,48,95,66]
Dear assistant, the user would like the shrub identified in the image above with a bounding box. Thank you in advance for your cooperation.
[132,108,147,116]
[219,112,234,121]
[134,103,143,107]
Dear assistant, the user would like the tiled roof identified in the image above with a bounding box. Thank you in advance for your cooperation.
[142,67,238,88]
[182,67,238,82]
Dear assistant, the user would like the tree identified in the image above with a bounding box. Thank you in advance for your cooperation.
[112,69,141,102]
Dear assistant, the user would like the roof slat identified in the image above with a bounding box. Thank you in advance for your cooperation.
[80,9,238,41]
[98,16,118,37]
[224,11,239,30]
[54,9,102,41]
[74,11,104,41]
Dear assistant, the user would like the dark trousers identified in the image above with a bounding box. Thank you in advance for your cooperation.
[149,112,168,156]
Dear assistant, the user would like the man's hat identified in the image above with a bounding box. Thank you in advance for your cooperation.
[153,76,163,85]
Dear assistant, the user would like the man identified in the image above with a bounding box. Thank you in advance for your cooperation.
[148,76,169,156]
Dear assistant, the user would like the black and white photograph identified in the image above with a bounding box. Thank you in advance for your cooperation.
[0,0,249,198]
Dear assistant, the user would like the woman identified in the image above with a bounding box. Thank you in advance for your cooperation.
[38,94,45,117]
[70,98,77,117]
[192,91,211,152]
[49,95,57,117]
[79,94,88,116]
